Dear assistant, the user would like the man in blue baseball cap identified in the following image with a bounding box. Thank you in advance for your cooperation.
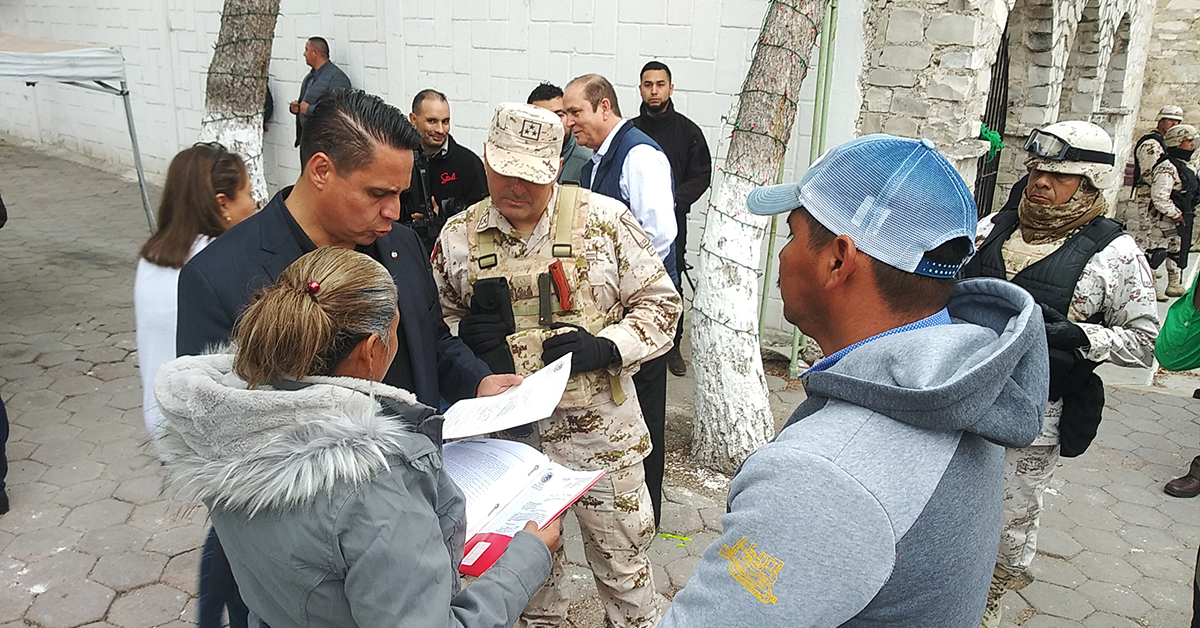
[658,134,1047,627]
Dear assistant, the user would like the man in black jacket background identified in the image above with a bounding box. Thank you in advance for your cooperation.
[400,89,489,252]
[632,61,712,376]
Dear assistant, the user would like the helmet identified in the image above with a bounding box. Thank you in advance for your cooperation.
[1158,105,1184,122]
[1164,123,1198,148]
[1023,120,1115,189]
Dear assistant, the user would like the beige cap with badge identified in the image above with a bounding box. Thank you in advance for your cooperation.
[485,102,564,185]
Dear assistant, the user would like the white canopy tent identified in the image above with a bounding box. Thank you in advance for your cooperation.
[0,32,155,230]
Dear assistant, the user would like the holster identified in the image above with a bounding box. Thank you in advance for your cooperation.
[1058,372,1105,458]
[1048,348,1105,458]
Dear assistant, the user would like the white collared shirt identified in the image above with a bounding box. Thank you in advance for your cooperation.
[588,120,677,261]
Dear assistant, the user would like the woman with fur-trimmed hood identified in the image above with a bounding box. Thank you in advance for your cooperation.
[153,247,558,628]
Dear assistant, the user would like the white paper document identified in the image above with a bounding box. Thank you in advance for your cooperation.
[441,353,572,439]
[442,438,605,576]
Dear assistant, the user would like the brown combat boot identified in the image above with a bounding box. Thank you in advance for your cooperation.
[1167,267,1187,298]
[1165,456,1200,498]
[980,565,1018,628]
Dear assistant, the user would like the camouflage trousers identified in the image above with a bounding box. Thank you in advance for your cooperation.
[996,444,1061,576]
[517,464,660,628]
[1142,215,1182,254]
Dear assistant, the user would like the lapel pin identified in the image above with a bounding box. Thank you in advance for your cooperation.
[391,251,398,259]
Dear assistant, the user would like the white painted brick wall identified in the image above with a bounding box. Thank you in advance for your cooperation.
[0,0,866,336]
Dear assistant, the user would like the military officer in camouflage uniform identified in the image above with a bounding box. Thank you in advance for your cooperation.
[1127,105,1184,297]
[1146,123,1200,299]
[432,102,681,628]
[962,121,1159,628]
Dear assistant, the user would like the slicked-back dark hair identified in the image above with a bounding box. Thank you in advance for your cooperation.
[299,89,422,175]
[412,89,447,115]
[640,61,672,83]
[567,74,621,117]
[527,82,564,104]
[307,36,329,58]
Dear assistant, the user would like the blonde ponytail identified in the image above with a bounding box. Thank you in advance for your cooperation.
[233,247,398,387]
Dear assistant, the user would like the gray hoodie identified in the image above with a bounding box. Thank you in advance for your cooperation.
[153,354,551,628]
[660,278,1047,627]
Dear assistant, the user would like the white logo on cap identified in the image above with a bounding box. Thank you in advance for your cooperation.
[520,120,542,141]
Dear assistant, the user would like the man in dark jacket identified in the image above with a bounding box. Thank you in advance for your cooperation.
[400,89,489,252]
[632,60,712,376]
[178,88,519,628]
[290,36,351,147]
[180,90,513,404]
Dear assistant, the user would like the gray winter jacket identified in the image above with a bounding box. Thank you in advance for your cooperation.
[154,354,552,628]
[660,278,1048,627]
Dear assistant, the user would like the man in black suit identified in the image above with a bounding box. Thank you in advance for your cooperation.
[179,89,518,405]
[177,89,520,628]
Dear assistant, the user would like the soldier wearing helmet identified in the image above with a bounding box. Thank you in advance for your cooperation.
[1137,106,1185,185]
[961,120,1159,628]
[1145,123,1200,299]
[1125,106,1184,266]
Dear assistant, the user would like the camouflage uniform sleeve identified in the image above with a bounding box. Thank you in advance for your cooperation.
[1150,164,1181,220]
[975,214,998,248]
[594,201,683,373]
[431,216,473,331]
[1071,234,1159,368]
[1137,141,1164,181]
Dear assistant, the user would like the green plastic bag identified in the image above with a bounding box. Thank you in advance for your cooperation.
[1155,272,1200,371]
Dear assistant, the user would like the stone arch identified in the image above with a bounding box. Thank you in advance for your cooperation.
[1058,0,1104,121]
[1099,13,1131,112]
[988,0,1060,211]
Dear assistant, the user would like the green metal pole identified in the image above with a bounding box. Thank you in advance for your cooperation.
[788,0,838,379]
[758,159,790,332]
[817,0,839,154]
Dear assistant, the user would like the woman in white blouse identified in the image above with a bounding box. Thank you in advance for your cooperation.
[135,142,256,437]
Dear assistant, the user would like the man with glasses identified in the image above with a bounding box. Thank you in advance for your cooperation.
[961,120,1159,628]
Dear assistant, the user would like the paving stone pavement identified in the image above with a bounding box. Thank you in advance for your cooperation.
[3,139,1200,627]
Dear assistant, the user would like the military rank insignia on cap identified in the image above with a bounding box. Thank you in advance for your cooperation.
[485,102,563,185]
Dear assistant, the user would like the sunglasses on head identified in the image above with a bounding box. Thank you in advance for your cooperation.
[194,141,229,173]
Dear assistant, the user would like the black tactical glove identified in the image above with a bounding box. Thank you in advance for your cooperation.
[458,313,510,355]
[1041,303,1089,351]
[542,323,619,374]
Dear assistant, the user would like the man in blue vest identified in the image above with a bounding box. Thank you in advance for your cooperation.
[563,74,678,526]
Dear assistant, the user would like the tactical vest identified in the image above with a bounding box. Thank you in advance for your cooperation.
[465,185,626,409]
[961,210,1124,316]
[1133,132,1167,190]
[1151,153,1199,221]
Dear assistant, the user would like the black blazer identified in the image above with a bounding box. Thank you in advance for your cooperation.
[176,188,490,407]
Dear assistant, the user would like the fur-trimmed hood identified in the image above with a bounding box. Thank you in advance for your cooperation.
[153,353,438,517]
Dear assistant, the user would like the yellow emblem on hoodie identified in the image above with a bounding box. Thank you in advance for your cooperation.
[719,536,784,604]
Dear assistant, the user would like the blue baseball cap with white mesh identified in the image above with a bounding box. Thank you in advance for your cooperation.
[747,134,977,278]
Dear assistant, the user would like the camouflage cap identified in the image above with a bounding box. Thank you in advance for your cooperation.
[485,102,564,185]
[1158,105,1184,122]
